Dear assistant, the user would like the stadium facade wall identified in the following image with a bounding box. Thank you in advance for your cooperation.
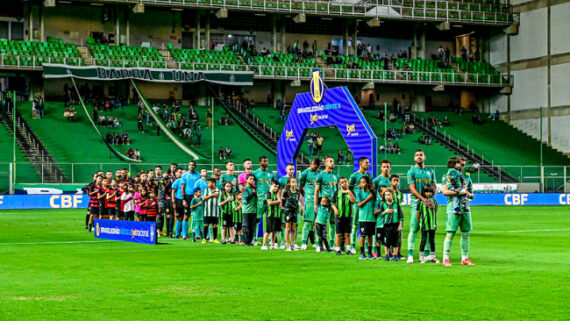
[490,1,570,154]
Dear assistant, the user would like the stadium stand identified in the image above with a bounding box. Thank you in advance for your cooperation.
[89,44,166,68]
[168,46,247,71]
[0,39,82,67]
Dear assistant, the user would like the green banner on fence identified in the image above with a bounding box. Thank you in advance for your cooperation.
[42,64,253,86]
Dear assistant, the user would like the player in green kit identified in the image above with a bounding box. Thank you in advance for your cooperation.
[299,158,321,250]
[348,157,372,255]
[314,157,338,246]
[390,174,405,259]
[220,161,238,192]
[278,163,296,249]
[442,156,476,266]
[332,177,356,255]
[406,150,437,264]
[253,156,277,246]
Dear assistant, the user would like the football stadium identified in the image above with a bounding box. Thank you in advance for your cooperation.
[0,0,568,319]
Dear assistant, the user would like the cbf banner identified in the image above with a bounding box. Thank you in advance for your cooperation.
[277,70,377,177]
[43,64,254,86]
[94,219,157,245]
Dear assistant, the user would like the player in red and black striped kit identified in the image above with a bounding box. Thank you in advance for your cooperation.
[144,191,159,224]
[87,175,103,232]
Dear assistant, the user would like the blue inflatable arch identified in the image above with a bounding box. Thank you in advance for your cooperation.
[277,72,377,177]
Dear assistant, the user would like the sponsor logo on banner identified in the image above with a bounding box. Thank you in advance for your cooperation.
[286,130,295,142]
[310,113,328,125]
[346,124,358,137]
[94,219,156,245]
[310,70,324,103]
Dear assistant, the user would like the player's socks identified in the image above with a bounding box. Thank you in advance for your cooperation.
[444,231,455,256]
[203,227,209,240]
[280,228,285,245]
[174,221,180,236]
[85,214,90,228]
[360,246,365,256]
[328,225,335,248]
[407,231,417,256]
[182,221,189,237]
[302,222,310,245]
[350,226,357,250]
[460,232,470,256]
[213,227,218,240]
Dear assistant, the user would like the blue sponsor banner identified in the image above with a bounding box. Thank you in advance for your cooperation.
[0,194,569,209]
[94,219,157,245]
[399,193,570,206]
[0,194,89,209]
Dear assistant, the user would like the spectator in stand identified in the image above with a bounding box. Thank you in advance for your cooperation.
[490,110,500,121]
[126,148,134,159]
[387,141,394,154]
[207,108,212,128]
[137,114,144,133]
[434,117,442,128]
[64,106,76,121]
[122,131,130,145]
[315,134,324,156]
[307,136,314,157]
[219,147,225,160]
[152,104,160,115]
[106,133,113,144]
[377,111,384,121]
[225,146,232,158]
[345,148,352,164]
[134,149,141,161]
[162,105,169,120]
[99,114,106,126]
[220,115,227,126]
[461,46,468,61]
[443,116,451,126]
[195,124,202,147]
[388,113,396,122]
[394,142,401,154]
[379,144,385,153]
[112,117,121,128]
[337,150,345,165]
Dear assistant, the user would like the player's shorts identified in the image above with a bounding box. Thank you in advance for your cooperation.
[90,206,100,215]
[116,210,124,219]
[375,227,385,245]
[191,219,204,231]
[446,210,472,232]
[222,214,233,228]
[204,216,219,225]
[183,195,193,208]
[256,199,267,219]
[234,222,243,231]
[174,199,184,218]
[266,216,276,233]
[106,207,116,216]
[359,221,375,237]
[335,216,351,234]
[146,215,157,222]
[125,211,134,221]
[285,212,297,223]
[303,199,316,222]
[137,213,147,221]
[383,223,399,247]
[158,200,166,211]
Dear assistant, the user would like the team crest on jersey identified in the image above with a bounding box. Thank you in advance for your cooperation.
[310,69,324,104]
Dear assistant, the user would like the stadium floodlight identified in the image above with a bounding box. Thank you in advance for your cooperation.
[436,21,451,31]
[366,18,381,27]
[44,0,56,7]
[216,8,228,19]
[293,13,306,23]
[503,24,518,35]
[432,85,444,92]
[132,3,144,13]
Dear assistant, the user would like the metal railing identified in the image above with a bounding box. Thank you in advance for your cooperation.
[92,58,167,69]
[0,55,83,70]
[1,162,567,193]
[86,0,514,25]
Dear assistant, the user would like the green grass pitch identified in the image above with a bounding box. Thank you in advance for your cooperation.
[0,206,568,320]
